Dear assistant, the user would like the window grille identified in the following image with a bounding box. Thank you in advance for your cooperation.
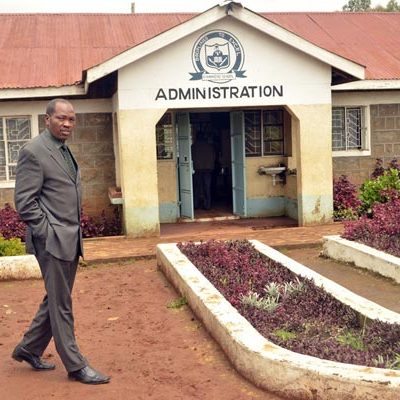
[156,113,174,160]
[332,107,363,151]
[245,109,284,156]
[244,110,261,156]
[262,110,284,155]
[0,117,31,181]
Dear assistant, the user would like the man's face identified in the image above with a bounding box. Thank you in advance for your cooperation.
[45,101,76,141]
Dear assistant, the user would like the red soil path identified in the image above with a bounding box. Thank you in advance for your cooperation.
[0,259,284,400]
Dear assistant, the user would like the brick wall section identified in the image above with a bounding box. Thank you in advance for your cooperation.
[333,103,400,186]
[0,188,14,206]
[38,112,117,216]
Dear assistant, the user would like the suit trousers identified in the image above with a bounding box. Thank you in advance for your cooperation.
[18,237,86,372]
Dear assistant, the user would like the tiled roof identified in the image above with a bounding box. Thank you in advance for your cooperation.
[0,11,399,90]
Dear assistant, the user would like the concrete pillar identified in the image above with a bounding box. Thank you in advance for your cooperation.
[118,108,165,237]
[289,104,333,226]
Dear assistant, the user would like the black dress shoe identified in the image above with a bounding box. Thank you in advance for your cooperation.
[12,346,55,371]
[68,365,110,385]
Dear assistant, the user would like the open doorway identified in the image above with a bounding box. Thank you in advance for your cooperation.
[190,112,233,218]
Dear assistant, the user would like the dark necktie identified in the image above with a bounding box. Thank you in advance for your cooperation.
[60,144,77,179]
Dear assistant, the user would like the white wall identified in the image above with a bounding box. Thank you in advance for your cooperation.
[118,18,332,110]
[333,90,400,106]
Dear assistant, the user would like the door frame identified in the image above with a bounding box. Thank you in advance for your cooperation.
[176,109,247,218]
[176,112,194,219]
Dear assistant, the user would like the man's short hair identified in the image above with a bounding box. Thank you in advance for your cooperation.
[46,98,72,116]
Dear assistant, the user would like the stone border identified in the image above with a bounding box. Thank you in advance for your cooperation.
[0,236,129,280]
[156,240,400,400]
[322,235,400,284]
[0,254,40,280]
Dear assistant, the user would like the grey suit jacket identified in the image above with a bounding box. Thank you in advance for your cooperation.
[14,129,83,261]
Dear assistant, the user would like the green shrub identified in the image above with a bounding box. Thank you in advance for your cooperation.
[333,208,359,221]
[0,236,26,256]
[273,329,297,342]
[359,168,400,214]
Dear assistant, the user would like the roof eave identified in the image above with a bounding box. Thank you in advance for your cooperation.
[332,79,400,91]
[0,84,86,100]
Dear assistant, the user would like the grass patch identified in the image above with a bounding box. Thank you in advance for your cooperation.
[167,296,188,309]
[273,329,297,341]
[336,331,365,351]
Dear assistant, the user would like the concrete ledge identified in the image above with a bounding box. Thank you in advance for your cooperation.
[0,254,40,280]
[322,235,400,284]
[156,240,400,400]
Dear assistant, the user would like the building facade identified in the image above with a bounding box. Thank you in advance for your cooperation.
[0,4,399,237]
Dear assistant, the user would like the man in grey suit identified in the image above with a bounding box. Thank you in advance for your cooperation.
[12,99,110,385]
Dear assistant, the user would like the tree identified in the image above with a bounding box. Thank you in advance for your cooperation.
[342,0,400,11]
[385,0,400,11]
[342,0,371,11]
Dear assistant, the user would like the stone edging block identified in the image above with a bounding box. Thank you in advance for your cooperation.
[322,235,400,284]
[0,255,40,280]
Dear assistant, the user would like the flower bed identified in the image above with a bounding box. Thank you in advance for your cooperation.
[0,203,122,242]
[343,198,400,258]
[157,240,400,400]
[178,240,400,369]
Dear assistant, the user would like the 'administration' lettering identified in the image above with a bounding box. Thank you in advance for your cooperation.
[155,85,283,101]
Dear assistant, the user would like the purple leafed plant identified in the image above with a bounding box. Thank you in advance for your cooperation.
[80,207,122,238]
[0,203,122,240]
[178,239,400,369]
[0,203,26,240]
[371,158,386,179]
[372,158,400,179]
[343,158,400,255]
[333,175,361,221]
[343,198,400,258]
[333,175,361,211]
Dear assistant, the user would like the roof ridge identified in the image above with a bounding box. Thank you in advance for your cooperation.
[261,11,400,14]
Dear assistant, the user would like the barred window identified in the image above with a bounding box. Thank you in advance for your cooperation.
[332,107,363,151]
[244,110,261,156]
[0,117,31,181]
[262,110,284,155]
[156,113,174,160]
[245,109,284,156]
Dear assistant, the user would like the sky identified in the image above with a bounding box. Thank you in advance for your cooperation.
[0,0,384,13]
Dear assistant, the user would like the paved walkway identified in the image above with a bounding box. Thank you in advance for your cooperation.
[83,217,344,263]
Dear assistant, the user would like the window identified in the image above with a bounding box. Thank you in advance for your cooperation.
[245,109,284,156]
[244,110,261,156]
[263,110,284,155]
[0,117,31,181]
[332,106,365,151]
[156,113,174,160]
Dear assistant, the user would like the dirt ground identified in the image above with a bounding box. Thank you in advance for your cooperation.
[0,258,284,400]
[282,245,400,313]
[1,246,399,400]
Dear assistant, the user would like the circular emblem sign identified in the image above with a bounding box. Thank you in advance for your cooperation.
[190,30,246,84]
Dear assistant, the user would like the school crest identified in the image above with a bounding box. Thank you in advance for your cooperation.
[190,30,246,84]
